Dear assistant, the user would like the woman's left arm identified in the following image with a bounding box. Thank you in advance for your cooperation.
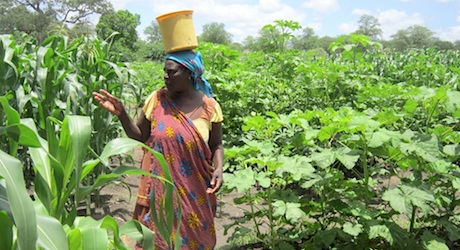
[207,122,224,194]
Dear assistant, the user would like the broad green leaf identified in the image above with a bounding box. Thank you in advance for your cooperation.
[224,168,256,193]
[285,202,306,223]
[67,115,91,175]
[443,144,460,157]
[399,133,440,163]
[2,124,42,147]
[368,224,393,245]
[256,172,271,188]
[36,214,69,250]
[421,231,449,250]
[76,166,162,202]
[73,215,100,229]
[403,99,418,115]
[343,222,363,237]
[318,229,337,248]
[120,220,155,250]
[382,188,411,214]
[335,147,360,170]
[81,227,108,250]
[272,200,286,217]
[317,125,336,142]
[375,110,402,126]
[428,160,453,174]
[383,185,434,214]
[311,148,335,169]
[437,219,460,241]
[65,116,91,205]
[348,115,380,132]
[57,117,75,183]
[0,183,11,217]
[0,150,37,250]
[404,186,435,213]
[99,138,142,165]
[366,130,390,148]
[67,228,82,250]
[99,216,126,250]
[21,118,54,191]
[452,177,460,191]
[80,159,100,180]
[0,96,20,124]
[0,210,13,250]
[276,155,314,181]
[300,173,322,189]
[365,128,401,148]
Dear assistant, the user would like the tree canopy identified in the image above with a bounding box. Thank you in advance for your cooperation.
[96,9,140,60]
[199,22,232,45]
[356,14,382,41]
[144,21,162,43]
[0,0,112,41]
[390,25,436,50]
[96,9,140,50]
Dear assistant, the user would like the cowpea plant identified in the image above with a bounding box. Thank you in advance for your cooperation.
[222,107,459,249]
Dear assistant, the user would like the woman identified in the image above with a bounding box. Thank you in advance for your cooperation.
[93,50,224,249]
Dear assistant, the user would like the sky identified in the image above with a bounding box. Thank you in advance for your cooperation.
[107,0,460,43]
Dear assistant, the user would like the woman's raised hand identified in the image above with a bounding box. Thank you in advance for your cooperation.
[92,89,124,116]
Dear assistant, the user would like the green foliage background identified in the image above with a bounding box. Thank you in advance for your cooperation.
[0,24,459,249]
[132,37,460,249]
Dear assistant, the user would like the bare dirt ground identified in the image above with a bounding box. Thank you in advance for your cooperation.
[92,146,246,249]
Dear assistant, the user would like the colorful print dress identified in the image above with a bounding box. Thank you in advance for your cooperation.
[133,88,223,250]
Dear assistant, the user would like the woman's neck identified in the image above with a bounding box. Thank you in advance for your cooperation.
[169,87,200,101]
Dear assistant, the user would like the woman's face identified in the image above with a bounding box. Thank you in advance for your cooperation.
[164,60,192,94]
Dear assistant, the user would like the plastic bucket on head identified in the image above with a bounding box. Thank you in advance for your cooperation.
[156,10,198,53]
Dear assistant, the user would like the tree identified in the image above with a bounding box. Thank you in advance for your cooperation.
[432,39,454,50]
[199,22,232,45]
[0,0,112,42]
[96,9,140,51]
[144,21,162,43]
[389,25,436,51]
[316,36,336,53]
[242,35,257,51]
[356,14,382,41]
[10,0,112,24]
[69,22,96,39]
[292,27,319,50]
[454,40,460,50]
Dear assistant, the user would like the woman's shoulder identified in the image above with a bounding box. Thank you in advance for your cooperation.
[201,94,223,122]
[142,89,163,120]
[202,94,217,106]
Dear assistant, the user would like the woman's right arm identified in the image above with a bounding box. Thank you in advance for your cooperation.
[93,89,151,143]
[118,109,151,142]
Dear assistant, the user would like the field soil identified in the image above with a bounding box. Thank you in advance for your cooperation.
[92,146,246,249]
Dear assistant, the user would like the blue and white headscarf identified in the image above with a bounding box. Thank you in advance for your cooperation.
[166,50,214,98]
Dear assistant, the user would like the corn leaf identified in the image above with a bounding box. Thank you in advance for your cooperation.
[0,210,13,250]
[0,150,37,250]
[81,227,108,250]
[36,213,68,250]
[120,220,155,250]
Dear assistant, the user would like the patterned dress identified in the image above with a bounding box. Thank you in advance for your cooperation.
[133,88,223,250]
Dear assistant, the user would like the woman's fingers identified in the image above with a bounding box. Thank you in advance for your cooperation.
[207,176,223,194]
[92,90,122,116]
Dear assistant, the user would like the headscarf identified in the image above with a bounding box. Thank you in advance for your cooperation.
[166,50,214,98]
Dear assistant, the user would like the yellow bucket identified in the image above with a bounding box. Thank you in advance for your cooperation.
[156,10,198,53]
